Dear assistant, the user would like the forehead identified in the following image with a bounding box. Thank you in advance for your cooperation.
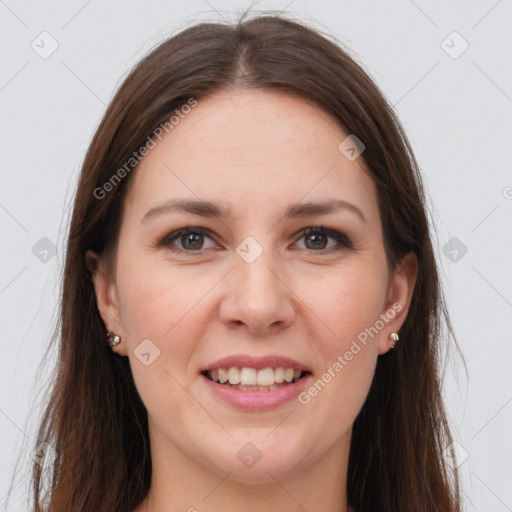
[124,89,379,223]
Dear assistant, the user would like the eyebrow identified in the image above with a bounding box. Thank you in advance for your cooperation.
[141,198,367,224]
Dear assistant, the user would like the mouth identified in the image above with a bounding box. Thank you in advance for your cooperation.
[200,355,313,409]
[201,367,311,392]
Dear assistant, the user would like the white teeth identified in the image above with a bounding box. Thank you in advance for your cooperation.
[274,367,285,383]
[240,367,257,385]
[207,366,305,388]
[284,368,294,383]
[227,367,241,385]
[257,368,275,386]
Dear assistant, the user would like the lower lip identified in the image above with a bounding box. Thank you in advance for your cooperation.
[201,373,312,411]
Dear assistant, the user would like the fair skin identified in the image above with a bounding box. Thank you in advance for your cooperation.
[88,89,417,512]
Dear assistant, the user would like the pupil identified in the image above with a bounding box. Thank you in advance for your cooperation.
[183,233,203,250]
[307,233,327,250]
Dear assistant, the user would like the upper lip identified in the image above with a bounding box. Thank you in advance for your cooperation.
[202,354,312,373]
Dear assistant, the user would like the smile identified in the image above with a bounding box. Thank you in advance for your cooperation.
[203,366,309,391]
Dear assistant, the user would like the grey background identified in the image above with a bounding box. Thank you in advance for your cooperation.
[1,0,511,510]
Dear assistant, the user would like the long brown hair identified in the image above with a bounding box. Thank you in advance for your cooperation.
[26,12,461,512]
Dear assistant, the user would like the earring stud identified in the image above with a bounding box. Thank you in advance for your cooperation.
[389,332,399,349]
[107,331,121,348]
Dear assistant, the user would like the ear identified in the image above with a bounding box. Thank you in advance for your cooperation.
[85,250,127,356]
[378,251,418,355]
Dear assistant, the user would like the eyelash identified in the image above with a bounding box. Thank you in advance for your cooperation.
[159,226,354,255]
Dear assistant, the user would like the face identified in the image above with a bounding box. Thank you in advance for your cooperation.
[91,89,416,485]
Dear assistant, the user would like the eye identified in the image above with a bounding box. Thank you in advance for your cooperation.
[294,226,353,252]
[160,227,218,253]
[160,226,353,255]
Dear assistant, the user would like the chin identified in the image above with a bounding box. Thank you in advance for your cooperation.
[202,435,308,483]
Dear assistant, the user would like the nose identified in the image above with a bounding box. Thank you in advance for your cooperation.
[219,250,296,335]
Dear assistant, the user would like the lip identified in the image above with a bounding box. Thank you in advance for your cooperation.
[201,372,313,411]
[201,354,312,373]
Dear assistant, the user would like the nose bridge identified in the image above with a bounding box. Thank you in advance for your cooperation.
[238,245,277,293]
[236,234,282,303]
[219,233,295,333]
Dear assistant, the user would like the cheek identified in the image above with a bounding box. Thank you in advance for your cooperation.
[292,263,386,435]
[119,272,176,334]
[114,256,204,386]
[114,259,212,421]
[298,260,388,349]
[116,256,207,340]
[307,273,381,392]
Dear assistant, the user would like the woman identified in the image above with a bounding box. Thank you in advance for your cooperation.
[31,13,462,512]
